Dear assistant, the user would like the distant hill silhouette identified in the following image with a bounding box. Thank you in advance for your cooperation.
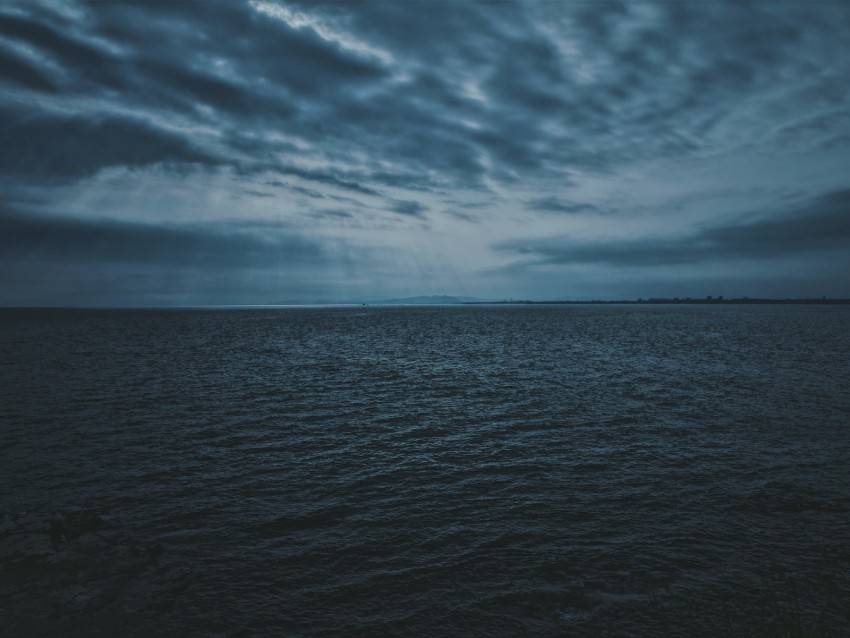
[265,294,479,305]
[374,295,463,305]
[267,294,850,307]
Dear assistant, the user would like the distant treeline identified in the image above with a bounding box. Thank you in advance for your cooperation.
[463,298,850,305]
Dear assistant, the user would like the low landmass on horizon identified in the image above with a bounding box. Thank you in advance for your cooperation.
[264,294,850,307]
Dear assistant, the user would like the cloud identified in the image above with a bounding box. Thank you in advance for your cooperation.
[241,189,275,199]
[1,1,849,302]
[313,209,353,220]
[270,166,382,197]
[389,199,427,218]
[0,208,324,269]
[705,190,850,259]
[4,1,848,192]
[265,181,325,199]
[0,11,113,78]
[0,105,218,180]
[0,44,58,92]
[498,189,850,267]
[526,197,599,215]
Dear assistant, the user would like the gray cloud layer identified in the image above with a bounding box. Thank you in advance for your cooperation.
[0,208,323,268]
[0,207,327,305]
[4,1,847,190]
[498,190,850,267]
[1,0,849,302]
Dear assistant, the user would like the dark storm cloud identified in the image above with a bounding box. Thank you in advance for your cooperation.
[0,106,217,180]
[0,11,111,76]
[271,166,382,197]
[87,1,389,97]
[366,170,441,193]
[241,190,275,199]
[527,197,599,215]
[0,208,324,269]
[313,209,353,220]
[390,200,427,218]
[3,1,848,191]
[136,59,286,120]
[706,190,850,259]
[261,180,326,200]
[1,1,849,303]
[0,0,390,187]
[534,2,849,168]
[498,189,850,267]
[0,44,58,92]
[0,2,524,190]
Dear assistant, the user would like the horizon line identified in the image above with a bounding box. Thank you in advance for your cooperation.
[3,296,850,310]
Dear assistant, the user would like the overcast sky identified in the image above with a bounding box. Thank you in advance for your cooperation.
[2,0,849,305]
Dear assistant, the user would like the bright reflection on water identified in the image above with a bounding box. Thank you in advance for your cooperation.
[1,305,849,636]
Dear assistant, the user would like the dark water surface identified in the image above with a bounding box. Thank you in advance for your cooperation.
[2,305,849,636]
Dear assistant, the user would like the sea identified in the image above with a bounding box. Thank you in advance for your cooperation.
[1,304,849,637]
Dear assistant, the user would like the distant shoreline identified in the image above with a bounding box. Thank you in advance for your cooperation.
[462,298,850,305]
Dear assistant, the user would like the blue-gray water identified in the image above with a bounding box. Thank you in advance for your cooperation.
[1,305,849,636]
